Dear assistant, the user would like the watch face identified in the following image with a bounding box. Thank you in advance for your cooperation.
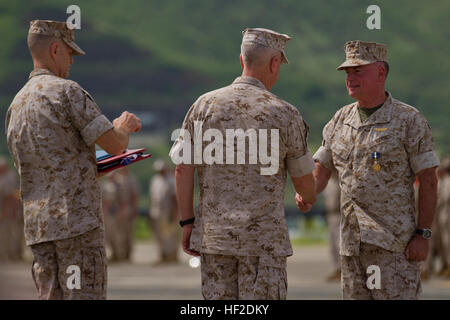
[423,229,432,239]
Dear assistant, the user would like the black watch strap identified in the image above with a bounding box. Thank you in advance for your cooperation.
[179,217,195,227]
[415,228,432,239]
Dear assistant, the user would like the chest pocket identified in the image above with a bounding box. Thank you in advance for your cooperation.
[367,133,407,178]
[368,130,398,156]
[331,140,353,163]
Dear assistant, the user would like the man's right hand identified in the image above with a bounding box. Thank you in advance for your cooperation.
[113,111,141,134]
[96,111,141,155]
[182,225,200,256]
[295,193,313,213]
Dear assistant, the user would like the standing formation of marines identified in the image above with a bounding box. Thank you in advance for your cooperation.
[3,18,449,301]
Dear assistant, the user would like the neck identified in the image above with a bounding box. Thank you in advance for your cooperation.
[241,69,272,91]
[33,59,58,77]
[358,90,387,108]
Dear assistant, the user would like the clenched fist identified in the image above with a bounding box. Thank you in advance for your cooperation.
[113,111,141,134]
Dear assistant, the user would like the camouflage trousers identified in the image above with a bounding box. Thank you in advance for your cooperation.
[341,242,422,300]
[200,253,287,300]
[30,227,107,300]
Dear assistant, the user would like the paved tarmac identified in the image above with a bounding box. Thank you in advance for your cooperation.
[1,241,449,300]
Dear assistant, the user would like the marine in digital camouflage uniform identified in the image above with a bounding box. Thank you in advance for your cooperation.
[149,160,180,264]
[5,20,141,299]
[309,40,440,299]
[170,28,317,300]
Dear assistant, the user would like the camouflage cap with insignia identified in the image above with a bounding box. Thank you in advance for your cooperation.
[28,20,85,56]
[242,28,291,64]
[337,40,387,71]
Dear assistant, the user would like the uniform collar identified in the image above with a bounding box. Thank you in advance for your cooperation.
[29,68,56,79]
[232,76,267,90]
[344,92,393,129]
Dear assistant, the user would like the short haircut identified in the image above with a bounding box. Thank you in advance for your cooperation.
[27,33,59,58]
[241,43,280,68]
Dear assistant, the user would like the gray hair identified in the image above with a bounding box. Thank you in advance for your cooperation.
[241,43,280,68]
[27,33,59,58]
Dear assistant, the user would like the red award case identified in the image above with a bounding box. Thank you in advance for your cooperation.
[96,148,151,174]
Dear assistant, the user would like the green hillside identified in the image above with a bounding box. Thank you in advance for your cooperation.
[1,0,449,199]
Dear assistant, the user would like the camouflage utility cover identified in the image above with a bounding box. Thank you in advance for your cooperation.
[337,40,387,70]
[242,28,291,64]
[29,20,85,56]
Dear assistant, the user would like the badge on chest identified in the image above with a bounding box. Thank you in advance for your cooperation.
[371,152,381,172]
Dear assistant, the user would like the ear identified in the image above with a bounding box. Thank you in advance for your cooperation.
[269,55,279,74]
[50,41,59,59]
[239,54,244,70]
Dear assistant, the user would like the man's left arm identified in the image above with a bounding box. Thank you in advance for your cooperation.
[175,164,199,256]
[406,167,438,261]
[404,112,440,261]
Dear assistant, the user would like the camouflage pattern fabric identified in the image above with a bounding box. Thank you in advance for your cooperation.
[341,242,422,300]
[30,227,107,300]
[242,28,291,64]
[170,76,315,258]
[201,253,287,300]
[314,92,440,256]
[6,68,114,246]
[28,20,85,56]
[337,40,387,70]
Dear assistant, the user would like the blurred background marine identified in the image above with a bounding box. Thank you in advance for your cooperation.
[436,157,450,277]
[324,172,341,282]
[148,159,179,264]
[102,167,139,262]
[0,156,24,262]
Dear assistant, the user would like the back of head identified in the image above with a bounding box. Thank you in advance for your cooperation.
[241,27,290,69]
[28,33,58,60]
[27,20,85,60]
[241,42,279,69]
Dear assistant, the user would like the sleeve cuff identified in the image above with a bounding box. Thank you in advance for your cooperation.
[287,151,316,177]
[313,146,334,171]
[80,114,114,146]
[410,150,440,174]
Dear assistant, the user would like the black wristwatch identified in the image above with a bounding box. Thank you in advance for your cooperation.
[179,217,195,227]
[415,229,432,239]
